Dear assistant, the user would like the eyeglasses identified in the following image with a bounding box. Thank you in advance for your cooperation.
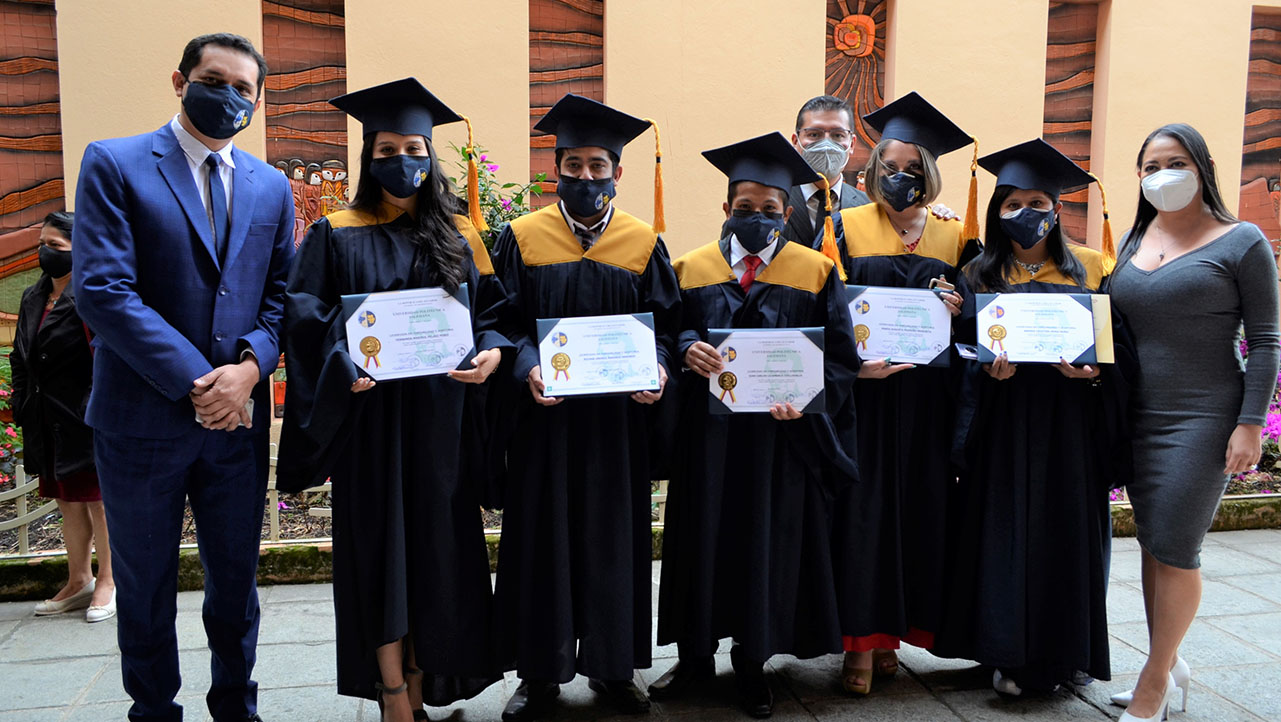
[799,127,854,146]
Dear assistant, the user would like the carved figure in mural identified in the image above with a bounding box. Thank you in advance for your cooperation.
[1271,180,1280,220]
[274,160,288,175]
[320,159,347,214]
[303,162,324,227]
[287,158,307,246]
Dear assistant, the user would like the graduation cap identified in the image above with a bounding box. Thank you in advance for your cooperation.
[701,132,819,191]
[862,91,972,158]
[864,91,983,251]
[979,138,1116,268]
[329,77,461,138]
[978,138,1093,201]
[330,77,491,231]
[534,93,666,232]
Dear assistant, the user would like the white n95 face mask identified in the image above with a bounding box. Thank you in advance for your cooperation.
[800,139,850,181]
[1141,169,1200,212]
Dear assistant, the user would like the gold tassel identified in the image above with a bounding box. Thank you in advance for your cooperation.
[818,177,847,281]
[962,135,980,244]
[644,118,665,234]
[462,116,489,233]
[1089,171,1116,273]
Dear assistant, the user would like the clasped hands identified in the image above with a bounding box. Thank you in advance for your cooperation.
[191,357,260,431]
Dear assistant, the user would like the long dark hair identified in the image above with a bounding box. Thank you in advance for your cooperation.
[42,210,73,240]
[1119,123,1237,267]
[350,135,467,293]
[963,185,1087,293]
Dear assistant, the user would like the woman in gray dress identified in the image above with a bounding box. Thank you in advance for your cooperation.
[1108,123,1279,722]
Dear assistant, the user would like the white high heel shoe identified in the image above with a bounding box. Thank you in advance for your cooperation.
[1118,673,1179,722]
[1111,656,1189,711]
[33,578,95,616]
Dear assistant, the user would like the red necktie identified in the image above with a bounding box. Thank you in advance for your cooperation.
[740,255,763,291]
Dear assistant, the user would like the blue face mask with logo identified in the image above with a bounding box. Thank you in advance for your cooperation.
[369,155,433,198]
[725,210,785,254]
[557,175,615,218]
[183,80,255,139]
[880,171,925,212]
[999,206,1056,250]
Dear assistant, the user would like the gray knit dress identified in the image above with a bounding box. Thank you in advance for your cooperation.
[1109,222,1279,569]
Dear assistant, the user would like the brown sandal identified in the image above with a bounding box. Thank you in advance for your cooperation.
[841,652,873,695]
[873,649,899,678]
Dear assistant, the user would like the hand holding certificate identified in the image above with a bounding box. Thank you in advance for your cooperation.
[975,293,1114,364]
[342,285,475,381]
[537,313,660,397]
[707,328,826,413]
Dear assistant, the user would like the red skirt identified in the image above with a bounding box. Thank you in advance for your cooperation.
[37,451,101,503]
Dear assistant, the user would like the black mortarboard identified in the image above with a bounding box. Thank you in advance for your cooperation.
[702,132,820,191]
[862,91,972,158]
[977,138,1094,202]
[534,93,652,158]
[329,77,462,138]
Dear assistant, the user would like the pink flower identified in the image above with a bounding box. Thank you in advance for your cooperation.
[277,501,290,510]
[479,154,488,162]
[501,199,512,210]
[487,163,500,172]
[4,427,15,438]
[1264,413,1281,441]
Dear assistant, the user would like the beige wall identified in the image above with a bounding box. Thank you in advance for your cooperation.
[887,0,1051,238]
[50,0,1281,250]
[605,0,827,258]
[343,0,529,199]
[57,0,266,208]
[1092,0,1280,245]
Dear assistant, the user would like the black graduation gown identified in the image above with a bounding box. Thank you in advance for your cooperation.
[934,246,1133,689]
[657,238,860,664]
[276,203,513,703]
[830,204,967,647]
[490,204,680,683]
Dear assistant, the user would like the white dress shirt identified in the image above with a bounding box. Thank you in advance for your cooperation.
[728,234,779,280]
[558,200,614,248]
[799,177,844,227]
[170,115,236,217]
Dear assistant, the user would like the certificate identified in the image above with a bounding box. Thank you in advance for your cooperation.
[975,292,1115,365]
[707,328,826,414]
[846,285,951,366]
[341,285,474,381]
[537,313,660,396]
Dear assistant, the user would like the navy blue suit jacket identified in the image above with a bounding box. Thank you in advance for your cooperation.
[72,123,295,438]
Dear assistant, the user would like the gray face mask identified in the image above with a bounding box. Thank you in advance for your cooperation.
[800,138,849,181]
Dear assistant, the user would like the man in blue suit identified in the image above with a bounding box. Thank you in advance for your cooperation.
[72,33,294,722]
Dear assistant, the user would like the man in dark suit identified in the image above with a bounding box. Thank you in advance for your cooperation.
[784,95,870,251]
[72,33,294,722]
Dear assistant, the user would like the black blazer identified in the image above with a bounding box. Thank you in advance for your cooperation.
[782,181,870,250]
[10,275,95,478]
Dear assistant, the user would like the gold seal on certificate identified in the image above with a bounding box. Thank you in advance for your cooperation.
[707,327,826,413]
[551,352,572,380]
[341,285,475,380]
[359,336,382,368]
[717,371,737,402]
[537,313,661,396]
[846,285,951,366]
[975,293,1114,364]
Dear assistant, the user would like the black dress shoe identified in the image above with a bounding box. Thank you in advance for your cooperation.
[587,678,651,714]
[647,658,715,700]
[730,646,773,719]
[502,680,560,722]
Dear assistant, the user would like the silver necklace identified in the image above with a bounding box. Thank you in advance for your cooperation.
[1014,258,1047,275]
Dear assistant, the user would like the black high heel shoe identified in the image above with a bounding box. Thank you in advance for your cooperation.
[376,680,409,722]
[404,668,429,721]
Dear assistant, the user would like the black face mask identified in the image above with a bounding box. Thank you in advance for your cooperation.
[557,175,615,218]
[38,245,72,278]
[369,155,433,199]
[182,80,255,139]
[999,207,1056,250]
[725,210,785,254]
[880,171,925,212]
